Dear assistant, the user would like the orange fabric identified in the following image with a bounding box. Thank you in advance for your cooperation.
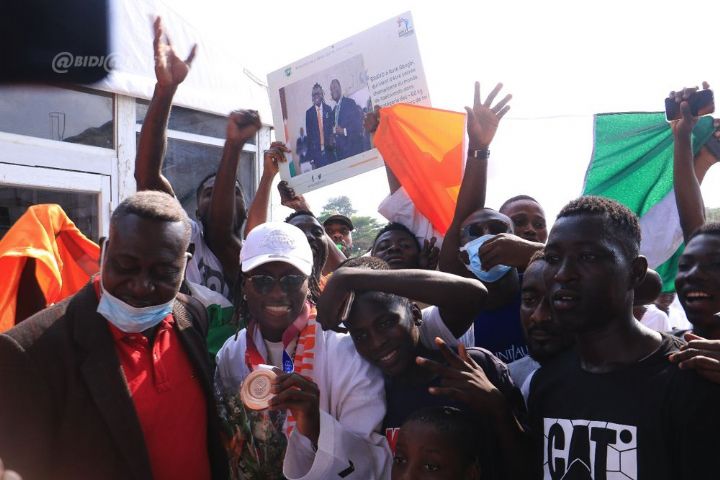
[0,204,99,332]
[374,103,466,235]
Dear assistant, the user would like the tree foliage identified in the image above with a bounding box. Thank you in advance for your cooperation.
[319,196,356,219]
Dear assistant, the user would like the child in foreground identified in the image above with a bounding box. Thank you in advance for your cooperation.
[392,406,484,480]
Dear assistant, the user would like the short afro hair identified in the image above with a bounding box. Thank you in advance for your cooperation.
[527,249,545,267]
[371,222,421,253]
[285,210,316,223]
[688,222,720,242]
[338,256,389,270]
[402,406,484,471]
[339,256,411,317]
[195,173,245,203]
[111,191,191,246]
[556,196,641,258]
[499,194,541,214]
[195,173,216,201]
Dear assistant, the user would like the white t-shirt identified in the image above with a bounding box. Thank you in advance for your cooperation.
[378,187,444,248]
[668,294,692,331]
[639,304,671,333]
[420,305,474,349]
[185,220,232,300]
[263,339,298,368]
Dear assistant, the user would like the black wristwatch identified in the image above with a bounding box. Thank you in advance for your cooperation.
[468,148,490,160]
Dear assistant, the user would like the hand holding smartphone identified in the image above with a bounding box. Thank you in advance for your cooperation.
[666,87,715,121]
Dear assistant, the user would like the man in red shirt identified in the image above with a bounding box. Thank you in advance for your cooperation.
[0,191,227,480]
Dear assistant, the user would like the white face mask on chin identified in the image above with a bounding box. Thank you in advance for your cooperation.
[96,246,188,333]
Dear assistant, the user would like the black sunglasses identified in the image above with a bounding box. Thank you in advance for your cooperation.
[247,274,308,294]
[461,220,510,239]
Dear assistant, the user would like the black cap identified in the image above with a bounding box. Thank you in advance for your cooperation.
[323,214,354,231]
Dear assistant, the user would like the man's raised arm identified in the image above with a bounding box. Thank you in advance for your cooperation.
[204,111,261,284]
[134,17,196,195]
[439,82,511,276]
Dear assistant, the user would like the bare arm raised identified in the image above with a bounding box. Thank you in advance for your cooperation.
[670,82,716,242]
[134,17,197,195]
[204,111,261,284]
[439,82,511,277]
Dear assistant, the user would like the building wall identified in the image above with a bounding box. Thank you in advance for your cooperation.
[0,85,271,242]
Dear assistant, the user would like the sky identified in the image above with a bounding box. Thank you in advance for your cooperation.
[165,0,720,224]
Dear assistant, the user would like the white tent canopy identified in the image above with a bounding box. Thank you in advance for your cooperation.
[94,0,272,122]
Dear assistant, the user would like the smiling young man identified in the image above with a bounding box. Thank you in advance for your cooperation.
[319,257,529,479]
[528,195,720,479]
[675,223,720,338]
[0,191,227,480]
[665,86,720,340]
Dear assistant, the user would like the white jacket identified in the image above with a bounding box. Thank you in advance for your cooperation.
[216,327,392,479]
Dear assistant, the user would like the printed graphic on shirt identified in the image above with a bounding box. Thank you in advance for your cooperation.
[543,418,637,480]
[197,257,228,297]
[495,344,528,364]
[386,427,400,454]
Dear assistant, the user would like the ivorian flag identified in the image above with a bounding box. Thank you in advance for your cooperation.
[583,113,715,292]
[374,103,466,235]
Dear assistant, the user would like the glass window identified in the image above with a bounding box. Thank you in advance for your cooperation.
[0,187,99,241]
[140,135,256,221]
[0,85,114,149]
[137,101,255,144]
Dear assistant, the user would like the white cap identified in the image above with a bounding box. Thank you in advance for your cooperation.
[240,222,313,276]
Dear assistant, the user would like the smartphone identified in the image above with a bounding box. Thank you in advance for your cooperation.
[665,89,715,121]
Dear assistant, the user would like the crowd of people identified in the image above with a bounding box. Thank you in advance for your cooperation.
[2,17,720,480]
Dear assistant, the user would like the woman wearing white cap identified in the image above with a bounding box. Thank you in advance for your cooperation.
[215,222,390,479]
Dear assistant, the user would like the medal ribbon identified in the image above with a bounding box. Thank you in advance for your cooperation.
[245,301,311,373]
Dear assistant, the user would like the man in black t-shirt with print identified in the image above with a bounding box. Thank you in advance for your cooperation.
[529,196,720,480]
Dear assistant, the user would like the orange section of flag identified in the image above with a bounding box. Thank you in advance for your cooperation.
[0,204,100,332]
[374,103,465,235]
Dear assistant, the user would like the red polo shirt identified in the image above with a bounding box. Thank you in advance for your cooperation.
[95,279,211,480]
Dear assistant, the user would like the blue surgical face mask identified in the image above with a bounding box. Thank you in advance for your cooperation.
[459,234,512,283]
[96,246,186,333]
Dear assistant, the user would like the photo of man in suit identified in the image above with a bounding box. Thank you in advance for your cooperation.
[304,83,335,168]
[330,78,364,160]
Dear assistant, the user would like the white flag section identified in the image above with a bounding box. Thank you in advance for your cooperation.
[638,191,684,269]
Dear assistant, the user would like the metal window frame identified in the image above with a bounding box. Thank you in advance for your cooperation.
[0,87,270,238]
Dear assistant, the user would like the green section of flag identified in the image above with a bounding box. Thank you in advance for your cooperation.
[584,113,714,292]
[206,304,235,358]
[585,113,713,218]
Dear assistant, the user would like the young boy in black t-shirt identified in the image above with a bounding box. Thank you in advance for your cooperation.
[531,196,720,479]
